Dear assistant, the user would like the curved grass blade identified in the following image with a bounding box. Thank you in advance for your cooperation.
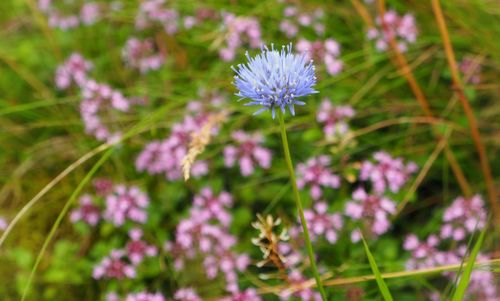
[361,233,394,301]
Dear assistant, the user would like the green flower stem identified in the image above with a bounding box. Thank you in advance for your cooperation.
[277,110,328,301]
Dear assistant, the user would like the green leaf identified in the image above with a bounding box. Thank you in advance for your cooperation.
[361,234,394,301]
[450,220,488,301]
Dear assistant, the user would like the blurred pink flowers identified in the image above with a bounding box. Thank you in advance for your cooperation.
[55,53,93,90]
[174,288,202,301]
[440,195,487,241]
[316,99,355,140]
[93,249,136,279]
[70,194,101,226]
[126,228,157,265]
[367,10,418,52]
[123,38,165,73]
[345,187,396,242]
[360,151,417,194]
[296,39,343,75]
[296,155,340,200]
[224,131,272,176]
[103,184,149,226]
[219,13,262,61]
[135,0,179,34]
[303,202,343,243]
[279,6,325,38]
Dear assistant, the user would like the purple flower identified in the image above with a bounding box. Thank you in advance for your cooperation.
[80,79,131,142]
[279,6,325,37]
[303,202,343,243]
[296,155,340,200]
[316,99,355,140]
[174,288,202,301]
[125,292,166,301]
[220,289,262,301]
[0,216,8,231]
[296,39,343,76]
[55,53,93,90]
[367,10,418,53]
[125,228,157,265]
[93,249,136,279]
[219,13,262,62]
[360,151,417,194]
[80,3,101,25]
[135,0,179,34]
[70,194,101,226]
[459,57,482,85]
[223,131,272,176]
[344,187,396,242]
[232,44,317,118]
[122,37,165,73]
[103,184,149,226]
[440,195,487,241]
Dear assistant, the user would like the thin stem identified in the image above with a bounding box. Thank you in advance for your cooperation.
[277,110,328,301]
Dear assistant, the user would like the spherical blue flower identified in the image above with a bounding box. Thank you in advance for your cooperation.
[232,44,318,119]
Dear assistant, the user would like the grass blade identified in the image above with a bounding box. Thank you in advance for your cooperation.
[361,233,394,301]
[450,219,488,301]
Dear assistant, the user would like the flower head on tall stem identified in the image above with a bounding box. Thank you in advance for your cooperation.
[232,44,317,118]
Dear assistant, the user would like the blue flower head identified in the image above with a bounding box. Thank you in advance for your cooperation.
[232,43,318,119]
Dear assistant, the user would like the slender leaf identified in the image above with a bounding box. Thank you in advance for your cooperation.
[361,233,394,301]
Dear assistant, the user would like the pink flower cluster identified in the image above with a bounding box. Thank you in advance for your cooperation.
[440,195,487,241]
[135,106,215,180]
[70,194,101,226]
[303,202,343,243]
[224,131,272,176]
[279,6,325,38]
[219,13,262,61]
[122,38,165,73]
[126,228,157,265]
[173,288,202,301]
[55,53,93,90]
[316,100,355,140]
[280,270,322,301]
[105,292,165,301]
[296,155,340,200]
[459,57,482,84]
[135,0,179,35]
[182,8,219,30]
[367,10,417,52]
[360,151,417,194]
[296,39,343,75]
[93,249,136,280]
[404,195,497,300]
[80,79,130,142]
[165,188,249,293]
[220,289,261,301]
[0,216,7,231]
[345,187,396,242]
[38,0,102,30]
[103,184,149,226]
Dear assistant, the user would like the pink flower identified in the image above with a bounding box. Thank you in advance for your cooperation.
[296,155,340,200]
[174,288,202,301]
[125,292,166,301]
[303,202,343,243]
[316,99,355,140]
[360,151,417,194]
[459,57,482,84]
[55,53,93,90]
[279,6,325,37]
[70,194,101,226]
[368,10,418,53]
[218,13,261,61]
[220,288,262,301]
[80,3,101,25]
[0,217,8,231]
[296,39,343,76]
[280,270,322,301]
[135,0,179,34]
[93,249,136,279]
[224,131,272,176]
[103,185,149,226]
[122,38,165,73]
[440,195,487,241]
[344,187,396,242]
[79,79,132,142]
[125,228,157,265]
